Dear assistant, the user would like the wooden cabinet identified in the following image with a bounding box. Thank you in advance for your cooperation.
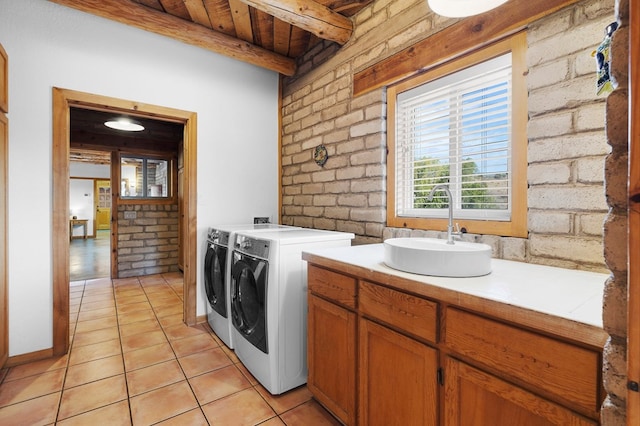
[306,262,604,426]
[0,42,7,368]
[445,308,602,418]
[444,357,596,426]
[359,318,438,426]
[308,293,357,425]
[307,265,357,425]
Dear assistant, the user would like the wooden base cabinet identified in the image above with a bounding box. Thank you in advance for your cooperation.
[359,318,438,426]
[444,357,596,426]
[307,293,357,425]
[307,265,358,425]
[305,263,604,426]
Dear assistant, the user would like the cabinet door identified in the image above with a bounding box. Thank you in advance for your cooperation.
[359,318,438,426]
[444,357,596,426]
[308,293,357,425]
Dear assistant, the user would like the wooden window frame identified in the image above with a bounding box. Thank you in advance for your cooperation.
[387,32,528,238]
[118,152,178,204]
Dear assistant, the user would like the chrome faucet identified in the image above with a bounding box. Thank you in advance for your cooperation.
[427,184,461,245]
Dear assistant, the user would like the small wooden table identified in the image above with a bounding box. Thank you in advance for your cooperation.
[70,219,88,240]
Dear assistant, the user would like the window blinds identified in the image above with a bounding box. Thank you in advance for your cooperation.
[395,53,512,221]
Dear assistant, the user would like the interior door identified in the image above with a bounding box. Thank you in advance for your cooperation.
[95,179,111,231]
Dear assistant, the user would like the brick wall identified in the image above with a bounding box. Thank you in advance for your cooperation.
[601,0,629,423]
[281,0,615,271]
[117,204,179,278]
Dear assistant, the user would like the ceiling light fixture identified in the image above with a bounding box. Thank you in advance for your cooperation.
[104,118,145,132]
[428,0,509,17]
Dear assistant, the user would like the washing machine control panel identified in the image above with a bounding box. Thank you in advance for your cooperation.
[235,235,270,260]
[208,228,231,246]
[207,228,218,241]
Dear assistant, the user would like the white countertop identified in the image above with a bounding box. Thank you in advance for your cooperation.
[303,244,608,343]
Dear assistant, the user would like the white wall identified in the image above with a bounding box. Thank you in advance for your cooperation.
[70,162,110,179]
[0,0,280,356]
[69,179,95,236]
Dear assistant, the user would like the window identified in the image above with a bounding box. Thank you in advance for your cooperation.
[121,155,172,199]
[387,33,527,237]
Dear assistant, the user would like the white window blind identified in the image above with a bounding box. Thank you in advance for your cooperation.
[395,53,513,221]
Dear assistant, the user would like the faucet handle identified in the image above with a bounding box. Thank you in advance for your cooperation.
[453,223,466,238]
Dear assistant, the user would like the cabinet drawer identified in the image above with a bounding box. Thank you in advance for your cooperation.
[359,281,438,344]
[308,265,357,309]
[445,307,602,417]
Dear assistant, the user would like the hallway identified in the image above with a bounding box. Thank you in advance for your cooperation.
[69,230,110,281]
[0,274,337,425]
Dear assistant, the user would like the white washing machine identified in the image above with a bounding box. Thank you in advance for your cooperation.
[230,228,354,394]
[203,224,298,348]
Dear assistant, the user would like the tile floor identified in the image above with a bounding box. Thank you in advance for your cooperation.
[0,273,340,425]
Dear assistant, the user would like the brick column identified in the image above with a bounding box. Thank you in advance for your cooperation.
[601,0,629,423]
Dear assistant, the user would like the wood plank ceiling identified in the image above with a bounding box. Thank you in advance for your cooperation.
[49,0,373,75]
[69,108,184,164]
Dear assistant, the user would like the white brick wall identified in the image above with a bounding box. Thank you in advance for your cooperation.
[281,0,615,272]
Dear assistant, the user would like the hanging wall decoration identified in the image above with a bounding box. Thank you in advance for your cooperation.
[314,144,329,167]
[592,21,618,96]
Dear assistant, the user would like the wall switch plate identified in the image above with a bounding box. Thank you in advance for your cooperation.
[124,211,137,219]
[254,217,270,224]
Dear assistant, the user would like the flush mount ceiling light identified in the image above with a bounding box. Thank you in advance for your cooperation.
[104,118,145,132]
[428,0,509,17]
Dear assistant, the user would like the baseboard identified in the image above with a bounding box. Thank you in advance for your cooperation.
[5,347,54,368]
[195,314,207,325]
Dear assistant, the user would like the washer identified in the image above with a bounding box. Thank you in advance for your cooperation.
[230,228,354,394]
[203,224,297,348]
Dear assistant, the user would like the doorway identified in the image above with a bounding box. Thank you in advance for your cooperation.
[69,176,111,282]
[52,88,198,357]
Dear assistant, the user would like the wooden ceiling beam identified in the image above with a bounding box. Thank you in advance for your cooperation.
[49,0,296,75]
[239,0,353,45]
[70,132,178,153]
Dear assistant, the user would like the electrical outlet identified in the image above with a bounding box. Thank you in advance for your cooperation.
[254,217,270,224]
[124,211,137,219]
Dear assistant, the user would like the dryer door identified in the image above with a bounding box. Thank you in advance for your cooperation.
[204,243,227,317]
[231,252,268,354]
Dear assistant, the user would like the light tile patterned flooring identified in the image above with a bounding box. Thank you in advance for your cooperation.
[0,273,340,425]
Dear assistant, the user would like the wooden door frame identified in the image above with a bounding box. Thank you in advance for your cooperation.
[0,112,7,368]
[52,88,198,356]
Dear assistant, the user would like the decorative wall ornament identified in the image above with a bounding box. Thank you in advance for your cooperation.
[314,144,329,167]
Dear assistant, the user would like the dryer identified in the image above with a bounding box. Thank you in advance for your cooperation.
[203,224,297,348]
[230,228,354,394]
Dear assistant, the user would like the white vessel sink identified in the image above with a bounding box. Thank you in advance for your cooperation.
[383,238,492,277]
